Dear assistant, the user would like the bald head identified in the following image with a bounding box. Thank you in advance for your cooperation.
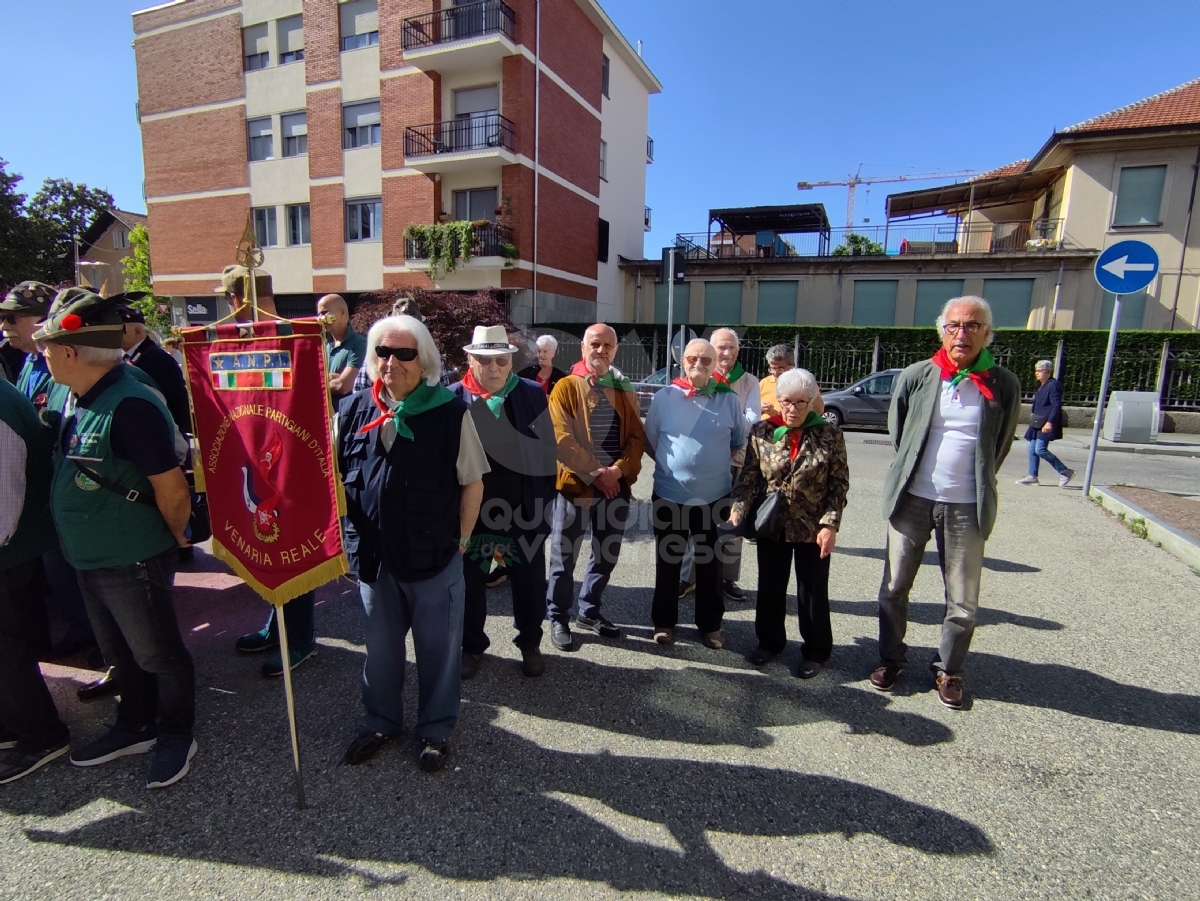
[317,294,350,339]
[581,323,618,377]
[682,338,716,387]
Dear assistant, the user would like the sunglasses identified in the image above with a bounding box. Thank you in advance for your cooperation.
[1,313,26,326]
[376,345,419,362]
[684,355,713,367]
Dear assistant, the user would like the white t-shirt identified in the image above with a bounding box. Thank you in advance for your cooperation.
[908,378,980,504]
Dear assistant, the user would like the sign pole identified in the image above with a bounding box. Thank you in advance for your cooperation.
[665,249,675,379]
[1082,293,1121,497]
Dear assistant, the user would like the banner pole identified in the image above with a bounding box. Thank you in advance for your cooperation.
[274,602,307,809]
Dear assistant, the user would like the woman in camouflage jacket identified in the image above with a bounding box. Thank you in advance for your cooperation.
[731,368,849,678]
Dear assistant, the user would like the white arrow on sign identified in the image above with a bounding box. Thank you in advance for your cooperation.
[1100,255,1156,280]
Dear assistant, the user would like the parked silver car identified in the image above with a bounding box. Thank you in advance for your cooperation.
[820,369,903,428]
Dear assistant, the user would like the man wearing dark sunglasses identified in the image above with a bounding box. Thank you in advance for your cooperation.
[1,282,57,404]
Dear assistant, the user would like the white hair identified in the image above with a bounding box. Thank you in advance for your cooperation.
[72,345,125,365]
[711,327,739,349]
[364,314,442,385]
[684,338,716,359]
[936,296,995,345]
[775,367,818,398]
[1036,359,1053,372]
[535,334,558,352]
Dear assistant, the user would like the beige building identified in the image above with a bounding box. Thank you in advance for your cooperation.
[621,76,1200,330]
[76,209,148,297]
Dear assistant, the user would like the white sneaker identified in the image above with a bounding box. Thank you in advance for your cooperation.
[1059,469,1075,488]
[1015,476,1039,485]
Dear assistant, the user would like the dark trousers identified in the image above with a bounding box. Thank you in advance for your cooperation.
[756,537,832,662]
[463,525,547,654]
[0,558,69,749]
[259,590,316,645]
[43,545,94,646]
[547,492,632,624]
[77,548,195,739]
[651,497,725,633]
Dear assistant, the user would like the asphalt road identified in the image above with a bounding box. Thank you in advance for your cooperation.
[2,435,1198,900]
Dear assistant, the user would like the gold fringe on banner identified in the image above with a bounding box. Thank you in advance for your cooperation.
[211,539,349,606]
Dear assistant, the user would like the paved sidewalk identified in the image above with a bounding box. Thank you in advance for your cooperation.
[1,438,1198,900]
[1058,426,1200,457]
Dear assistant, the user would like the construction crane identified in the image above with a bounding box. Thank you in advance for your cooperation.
[798,164,977,230]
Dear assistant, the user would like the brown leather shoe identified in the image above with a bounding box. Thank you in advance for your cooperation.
[935,671,964,709]
[700,630,724,650]
[869,662,902,691]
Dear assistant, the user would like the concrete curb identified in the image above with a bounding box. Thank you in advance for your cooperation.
[1090,486,1200,572]
[1065,440,1200,458]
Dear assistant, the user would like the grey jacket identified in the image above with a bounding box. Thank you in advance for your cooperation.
[882,359,1022,540]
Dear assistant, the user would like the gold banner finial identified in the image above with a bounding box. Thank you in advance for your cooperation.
[236,213,265,270]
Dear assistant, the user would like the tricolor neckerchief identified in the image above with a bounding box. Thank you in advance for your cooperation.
[768,411,826,461]
[932,347,996,401]
[723,360,746,384]
[462,369,519,417]
[358,378,456,440]
[671,376,735,398]
[570,359,632,391]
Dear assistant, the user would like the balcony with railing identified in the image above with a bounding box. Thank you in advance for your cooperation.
[644,207,652,232]
[676,219,1073,261]
[401,0,517,72]
[405,223,514,262]
[646,136,654,163]
[404,113,516,172]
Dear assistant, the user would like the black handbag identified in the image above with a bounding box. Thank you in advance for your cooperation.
[1029,413,1049,429]
[746,488,786,539]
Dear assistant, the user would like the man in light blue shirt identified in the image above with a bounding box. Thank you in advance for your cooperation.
[643,339,745,650]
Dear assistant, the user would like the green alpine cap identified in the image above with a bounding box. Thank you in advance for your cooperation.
[1,280,57,317]
[32,288,127,348]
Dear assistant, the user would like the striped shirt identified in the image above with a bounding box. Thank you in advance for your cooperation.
[589,388,623,466]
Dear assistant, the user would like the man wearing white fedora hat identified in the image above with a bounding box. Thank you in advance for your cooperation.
[451,326,558,678]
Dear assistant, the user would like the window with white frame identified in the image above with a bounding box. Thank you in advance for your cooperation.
[343,101,381,149]
[599,140,608,181]
[243,22,270,70]
[340,0,379,50]
[346,198,382,242]
[113,229,129,250]
[247,117,273,161]
[286,204,310,245]
[253,207,278,247]
[453,187,498,223]
[281,111,308,157]
[278,14,304,64]
[1113,164,1167,227]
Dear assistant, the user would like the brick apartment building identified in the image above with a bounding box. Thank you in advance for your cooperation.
[132,0,660,324]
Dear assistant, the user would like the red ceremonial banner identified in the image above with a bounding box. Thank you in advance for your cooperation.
[182,319,347,603]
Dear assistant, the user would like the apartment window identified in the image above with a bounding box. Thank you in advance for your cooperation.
[1113,164,1167,227]
[653,281,690,323]
[913,279,965,327]
[340,0,379,50]
[286,204,310,246]
[113,229,129,250]
[1100,287,1149,330]
[982,278,1034,328]
[705,282,742,323]
[247,117,273,161]
[851,280,898,326]
[278,14,304,64]
[346,198,382,242]
[601,54,610,98]
[253,207,278,247]
[453,187,498,223]
[281,111,308,157]
[599,140,608,181]
[757,281,798,324]
[597,218,609,263]
[243,22,270,70]
[343,101,381,149]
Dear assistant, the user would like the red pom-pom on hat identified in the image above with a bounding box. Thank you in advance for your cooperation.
[61,313,83,331]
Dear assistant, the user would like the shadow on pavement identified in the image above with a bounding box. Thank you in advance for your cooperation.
[837,546,1041,574]
[829,599,1063,632]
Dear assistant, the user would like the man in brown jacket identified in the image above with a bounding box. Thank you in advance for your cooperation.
[546,324,645,651]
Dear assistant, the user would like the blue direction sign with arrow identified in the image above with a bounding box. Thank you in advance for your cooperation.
[1094,240,1160,295]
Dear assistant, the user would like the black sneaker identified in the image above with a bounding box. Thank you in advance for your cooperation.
[677,580,695,599]
[235,626,278,653]
[723,580,748,601]
[418,739,450,773]
[261,642,317,678]
[461,652,482,680]
[342,731,391,765]
[70,726,157,767]
[575,614,621,639]
[550,621,574,651]
[520,647,545,677]
[0,741,70,785]
[145,737,197,789]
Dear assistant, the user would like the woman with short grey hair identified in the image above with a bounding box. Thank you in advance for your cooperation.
[1017,359,1074,487]
[518,333,567,395]
[731,367,849,678]
[760,344,795,419]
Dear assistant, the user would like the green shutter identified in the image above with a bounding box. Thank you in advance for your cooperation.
[852,280,898,326]
[653,281,690,323]
[1100,287,1148,330]
[704,282,742,323]
[757,281,798,324]
[982,278,1034,328]
[913,280,964,327]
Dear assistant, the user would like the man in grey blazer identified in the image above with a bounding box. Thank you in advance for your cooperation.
[870,296,1021,709]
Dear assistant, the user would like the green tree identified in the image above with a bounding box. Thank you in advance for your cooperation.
[0,159,42,290]
[27,178,115,284]
[832,233,886,256]
[121,224,173,333]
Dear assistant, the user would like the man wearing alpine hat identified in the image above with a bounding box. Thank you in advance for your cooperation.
[450,325,557,679]
[1,281,57,406]
[34,288,198,788]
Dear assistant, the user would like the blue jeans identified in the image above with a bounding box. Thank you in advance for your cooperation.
[258,591,316,646]
[1027,438,1068,478]
[76,548,195,739]
[359,555,465,741]
[546,492,632,624]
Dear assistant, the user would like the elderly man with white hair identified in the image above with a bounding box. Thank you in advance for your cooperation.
[518,334,568,396]
[336,314,489,772]
[644,338,746,649]
[871,296,1021,709]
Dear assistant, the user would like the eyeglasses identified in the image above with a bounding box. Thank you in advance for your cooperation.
[942,321,984,336]
[778,397,811,408]
[684,355,713,367]
[1,313,25,326]
[376,345,419,362]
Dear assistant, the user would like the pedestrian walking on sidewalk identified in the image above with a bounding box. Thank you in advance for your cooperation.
[1016,360,1074,488]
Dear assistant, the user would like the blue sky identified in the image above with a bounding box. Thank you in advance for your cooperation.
[3,0,1200,259]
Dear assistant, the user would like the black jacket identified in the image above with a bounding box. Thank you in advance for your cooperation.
[518,364,567,397]
[128,338,192,437]
[1025,377,1064,442]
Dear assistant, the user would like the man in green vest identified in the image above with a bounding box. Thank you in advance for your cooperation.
[33,288,198,790]
[0,380,70,785]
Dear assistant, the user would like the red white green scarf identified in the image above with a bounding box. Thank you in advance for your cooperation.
[570,359,632,391]
[672,375,735,398]
[767,411,826,461]
[931,347,996,401]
